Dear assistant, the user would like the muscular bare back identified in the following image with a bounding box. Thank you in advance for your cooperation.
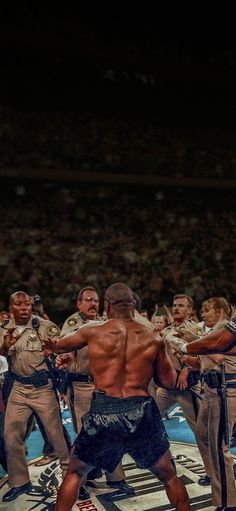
[87,319,167,396]
[46,317,177,398]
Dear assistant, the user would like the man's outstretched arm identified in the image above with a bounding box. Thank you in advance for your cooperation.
[169,320,236,355]
[43,326,95,354]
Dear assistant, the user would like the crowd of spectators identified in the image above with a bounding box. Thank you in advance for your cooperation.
[0,182,236,324]
[1,105,236,179]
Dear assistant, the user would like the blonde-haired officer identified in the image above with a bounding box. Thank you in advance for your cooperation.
[169,297,236,508]
[195,297,236,509]
[1,291,70,503]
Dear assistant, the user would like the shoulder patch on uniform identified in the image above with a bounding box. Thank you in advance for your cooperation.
[47,325,60,337]
[68,318,77,326]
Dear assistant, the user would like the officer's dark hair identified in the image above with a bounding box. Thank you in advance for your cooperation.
[77,286,97,301]
[9,291,30,304]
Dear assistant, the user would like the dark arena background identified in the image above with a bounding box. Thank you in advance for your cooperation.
[0,6,236,510]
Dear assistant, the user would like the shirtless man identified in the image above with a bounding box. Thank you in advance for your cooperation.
[43,282,190,511]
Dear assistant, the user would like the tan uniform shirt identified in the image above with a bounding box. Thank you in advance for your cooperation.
[0,315,60,376]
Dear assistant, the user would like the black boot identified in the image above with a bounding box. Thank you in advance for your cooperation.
[198,475,211,486]
[3,482,32,502]
[107,480,135,496]
[78,487,90,500]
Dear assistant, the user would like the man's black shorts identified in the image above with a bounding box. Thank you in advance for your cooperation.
[73,392,170,472]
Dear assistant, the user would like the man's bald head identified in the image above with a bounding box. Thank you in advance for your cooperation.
[105,283,135,309]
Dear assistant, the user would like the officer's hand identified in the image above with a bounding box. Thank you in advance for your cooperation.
[3,328,21,350]
[55,353,74,369]
[176,367,189,390]
[172,350,186,362]
[40,337,57,356]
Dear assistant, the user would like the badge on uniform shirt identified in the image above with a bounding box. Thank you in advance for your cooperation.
[47,325,60,337]
[68,318,77,326]
[197,329,203,336]
[29,332,37,340]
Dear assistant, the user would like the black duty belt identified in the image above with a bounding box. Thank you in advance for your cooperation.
[14,370,50,388]
[203,370,236,389]
[68,373,94,383]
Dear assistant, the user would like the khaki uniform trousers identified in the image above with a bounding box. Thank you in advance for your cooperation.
[67,381,125,482]
[195,385,236,508]
[4,381,70,487]
[156,386,199,434]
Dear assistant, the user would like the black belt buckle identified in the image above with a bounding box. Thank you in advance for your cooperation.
[87,375,93,383]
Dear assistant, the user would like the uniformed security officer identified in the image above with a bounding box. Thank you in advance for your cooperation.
[156,294,203,434]
[195,297,236,510]
[60,285,134,498]
[1,291,70,503]
[60,286,100,434]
